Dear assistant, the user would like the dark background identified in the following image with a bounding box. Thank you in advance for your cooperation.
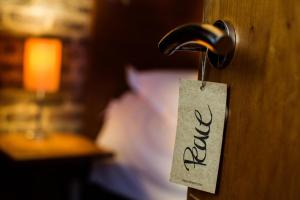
[83,0,203,139]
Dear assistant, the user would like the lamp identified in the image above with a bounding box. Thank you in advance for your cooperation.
[23,38,62,139]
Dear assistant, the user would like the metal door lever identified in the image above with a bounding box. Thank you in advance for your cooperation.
[158,20,236,69]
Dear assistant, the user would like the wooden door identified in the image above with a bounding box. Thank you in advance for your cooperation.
[188,0,300,199]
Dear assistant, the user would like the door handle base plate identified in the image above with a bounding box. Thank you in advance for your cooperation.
[208,20,236,69]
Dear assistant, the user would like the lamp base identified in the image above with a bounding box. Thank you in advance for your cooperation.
[25,91,47,140]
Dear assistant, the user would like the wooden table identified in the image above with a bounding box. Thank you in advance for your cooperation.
[0,133,113,200]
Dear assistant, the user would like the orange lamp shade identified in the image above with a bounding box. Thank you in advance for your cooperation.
[23,38,62,93]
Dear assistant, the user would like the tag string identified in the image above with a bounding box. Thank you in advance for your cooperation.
[200,48,208,90]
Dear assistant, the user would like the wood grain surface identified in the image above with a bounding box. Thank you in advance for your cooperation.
[188,0,300,199]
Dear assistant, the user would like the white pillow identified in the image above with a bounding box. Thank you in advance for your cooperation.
[93,92,186,200]
[126,66,197,125]
[93,67,197,200]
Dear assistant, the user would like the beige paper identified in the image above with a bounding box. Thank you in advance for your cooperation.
[170,80,227,194]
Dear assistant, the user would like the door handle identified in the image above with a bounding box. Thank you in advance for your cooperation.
[158,20,236,69]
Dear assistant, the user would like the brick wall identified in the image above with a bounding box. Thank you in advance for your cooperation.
[0,37,88,134]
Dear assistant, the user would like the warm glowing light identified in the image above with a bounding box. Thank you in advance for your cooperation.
[23,38,62,92]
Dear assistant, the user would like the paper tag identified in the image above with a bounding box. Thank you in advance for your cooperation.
[170,80,227,194]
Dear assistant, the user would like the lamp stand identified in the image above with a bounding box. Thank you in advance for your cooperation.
[26,91,47,140]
